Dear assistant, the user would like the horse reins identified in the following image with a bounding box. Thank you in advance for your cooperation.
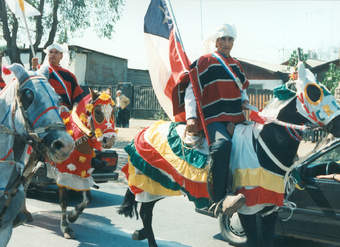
[0,76,65,225]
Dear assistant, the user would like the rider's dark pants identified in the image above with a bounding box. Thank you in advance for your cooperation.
[207,122,232,203]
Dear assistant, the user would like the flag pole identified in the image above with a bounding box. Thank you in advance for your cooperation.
[21,10,36,57]
[165,0,211,145]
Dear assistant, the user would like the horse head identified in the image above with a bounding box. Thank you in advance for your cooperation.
[294,62,340,137]
[4,63,74,163]
[72,89,117,149]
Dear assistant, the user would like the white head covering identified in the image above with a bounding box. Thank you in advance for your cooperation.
[202,23,237,54]
[43,43,64,54]
[42,43,70,69]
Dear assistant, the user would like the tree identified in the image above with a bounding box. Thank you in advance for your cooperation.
[288,48,308,67]
[287,48,340,95]
[321,63,340,95]
[0,0,124,64]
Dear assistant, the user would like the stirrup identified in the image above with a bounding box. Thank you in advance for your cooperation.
[207,200,223,217]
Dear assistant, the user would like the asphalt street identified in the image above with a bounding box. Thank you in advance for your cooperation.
[6,119,338,247]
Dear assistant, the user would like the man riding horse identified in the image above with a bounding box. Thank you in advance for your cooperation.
[185,23,249,216]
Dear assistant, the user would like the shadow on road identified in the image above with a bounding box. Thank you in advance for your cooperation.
[27,211,191,247]
[27,188,125,209]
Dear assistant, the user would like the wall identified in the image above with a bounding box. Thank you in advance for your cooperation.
[127,68,151,86]
[69,53,87,85]
[85,52,127,86]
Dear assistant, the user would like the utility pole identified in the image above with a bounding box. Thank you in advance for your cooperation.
[200,0,203,41]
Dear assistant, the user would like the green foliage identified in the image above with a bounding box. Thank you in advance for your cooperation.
[321,63,340,94]
[288,49,308,67]
[1,0,125,63]
[41,0,125,42]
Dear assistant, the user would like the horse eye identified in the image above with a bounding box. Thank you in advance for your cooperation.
[21,88,34,110]
[94,106,104,124]
[305,83,323,105]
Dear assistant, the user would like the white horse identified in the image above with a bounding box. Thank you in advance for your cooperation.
[0,64,74,247]
[118,62,340,247]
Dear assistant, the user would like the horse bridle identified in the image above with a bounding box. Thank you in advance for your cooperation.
[0,76,65,225]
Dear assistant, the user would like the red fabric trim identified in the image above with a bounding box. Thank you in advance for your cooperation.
[1,149,13,161]
[56,148,92,177]
[134,128,209,198]
[206,114,245,125]
[122,163,145,195]
[32,106,58,127]
[237,187,284,207]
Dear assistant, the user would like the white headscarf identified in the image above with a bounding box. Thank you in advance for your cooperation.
[42,43,70,69]
[202,23,237,54]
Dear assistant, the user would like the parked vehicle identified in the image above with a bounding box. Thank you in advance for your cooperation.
[217,138,340,246]
[28,149,119,190]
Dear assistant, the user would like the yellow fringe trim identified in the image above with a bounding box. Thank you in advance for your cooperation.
[127,158,181,196]
[145,121,208,183]
[233,167,284,193]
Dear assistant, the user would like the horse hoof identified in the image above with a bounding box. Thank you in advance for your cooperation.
[63,227,75,239]
[24,212,34,223]
[132,229,147,241]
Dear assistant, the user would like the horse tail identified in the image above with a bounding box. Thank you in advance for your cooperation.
[118,188,138,220]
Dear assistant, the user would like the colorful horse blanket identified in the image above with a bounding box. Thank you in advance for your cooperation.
[123,120,286,213]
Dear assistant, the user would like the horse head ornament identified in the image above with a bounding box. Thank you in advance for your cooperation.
[63,89,117,150]
[2,63,74,163]
[295,62,340,137]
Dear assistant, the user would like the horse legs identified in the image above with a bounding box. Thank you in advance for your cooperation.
[132,201,158,247]
[0,224,13,247]
[58,187,75,239]
[238,212,277,247]
[68,190,91,223]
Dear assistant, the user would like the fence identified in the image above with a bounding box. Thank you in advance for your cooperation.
[131,86,163,119]
[131,86,274,120]
[89,84,326,142]
[245,88,273,119]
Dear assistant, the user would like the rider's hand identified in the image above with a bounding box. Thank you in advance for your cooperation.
[32,57,39,71]
[186,118,199,135]
[242,100,249,110]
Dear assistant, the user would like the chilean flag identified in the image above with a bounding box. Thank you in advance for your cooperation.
[144,0,190,121]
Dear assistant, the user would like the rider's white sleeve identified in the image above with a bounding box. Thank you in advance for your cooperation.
[184,83,197,120]
[241,89,249,102]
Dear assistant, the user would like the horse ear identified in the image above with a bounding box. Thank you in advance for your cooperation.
[91,89,99,101]
[38,65,51,80]
[7,63,29,84]
[297,62,306,82]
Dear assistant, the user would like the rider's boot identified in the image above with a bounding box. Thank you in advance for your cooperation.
[221,193,246,216]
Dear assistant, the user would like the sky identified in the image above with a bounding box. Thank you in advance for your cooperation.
[71,0,340,69]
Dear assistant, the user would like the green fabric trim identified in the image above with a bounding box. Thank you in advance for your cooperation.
[124,142,210,208]
[273,84,296,100]
[167,122,208,168]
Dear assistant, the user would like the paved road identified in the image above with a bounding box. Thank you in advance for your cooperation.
[7,119,335,247]
[9,182,233,247]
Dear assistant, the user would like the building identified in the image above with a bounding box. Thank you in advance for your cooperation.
[238,58,290,90]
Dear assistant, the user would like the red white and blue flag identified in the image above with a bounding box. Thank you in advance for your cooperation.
[144,0,190,121]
